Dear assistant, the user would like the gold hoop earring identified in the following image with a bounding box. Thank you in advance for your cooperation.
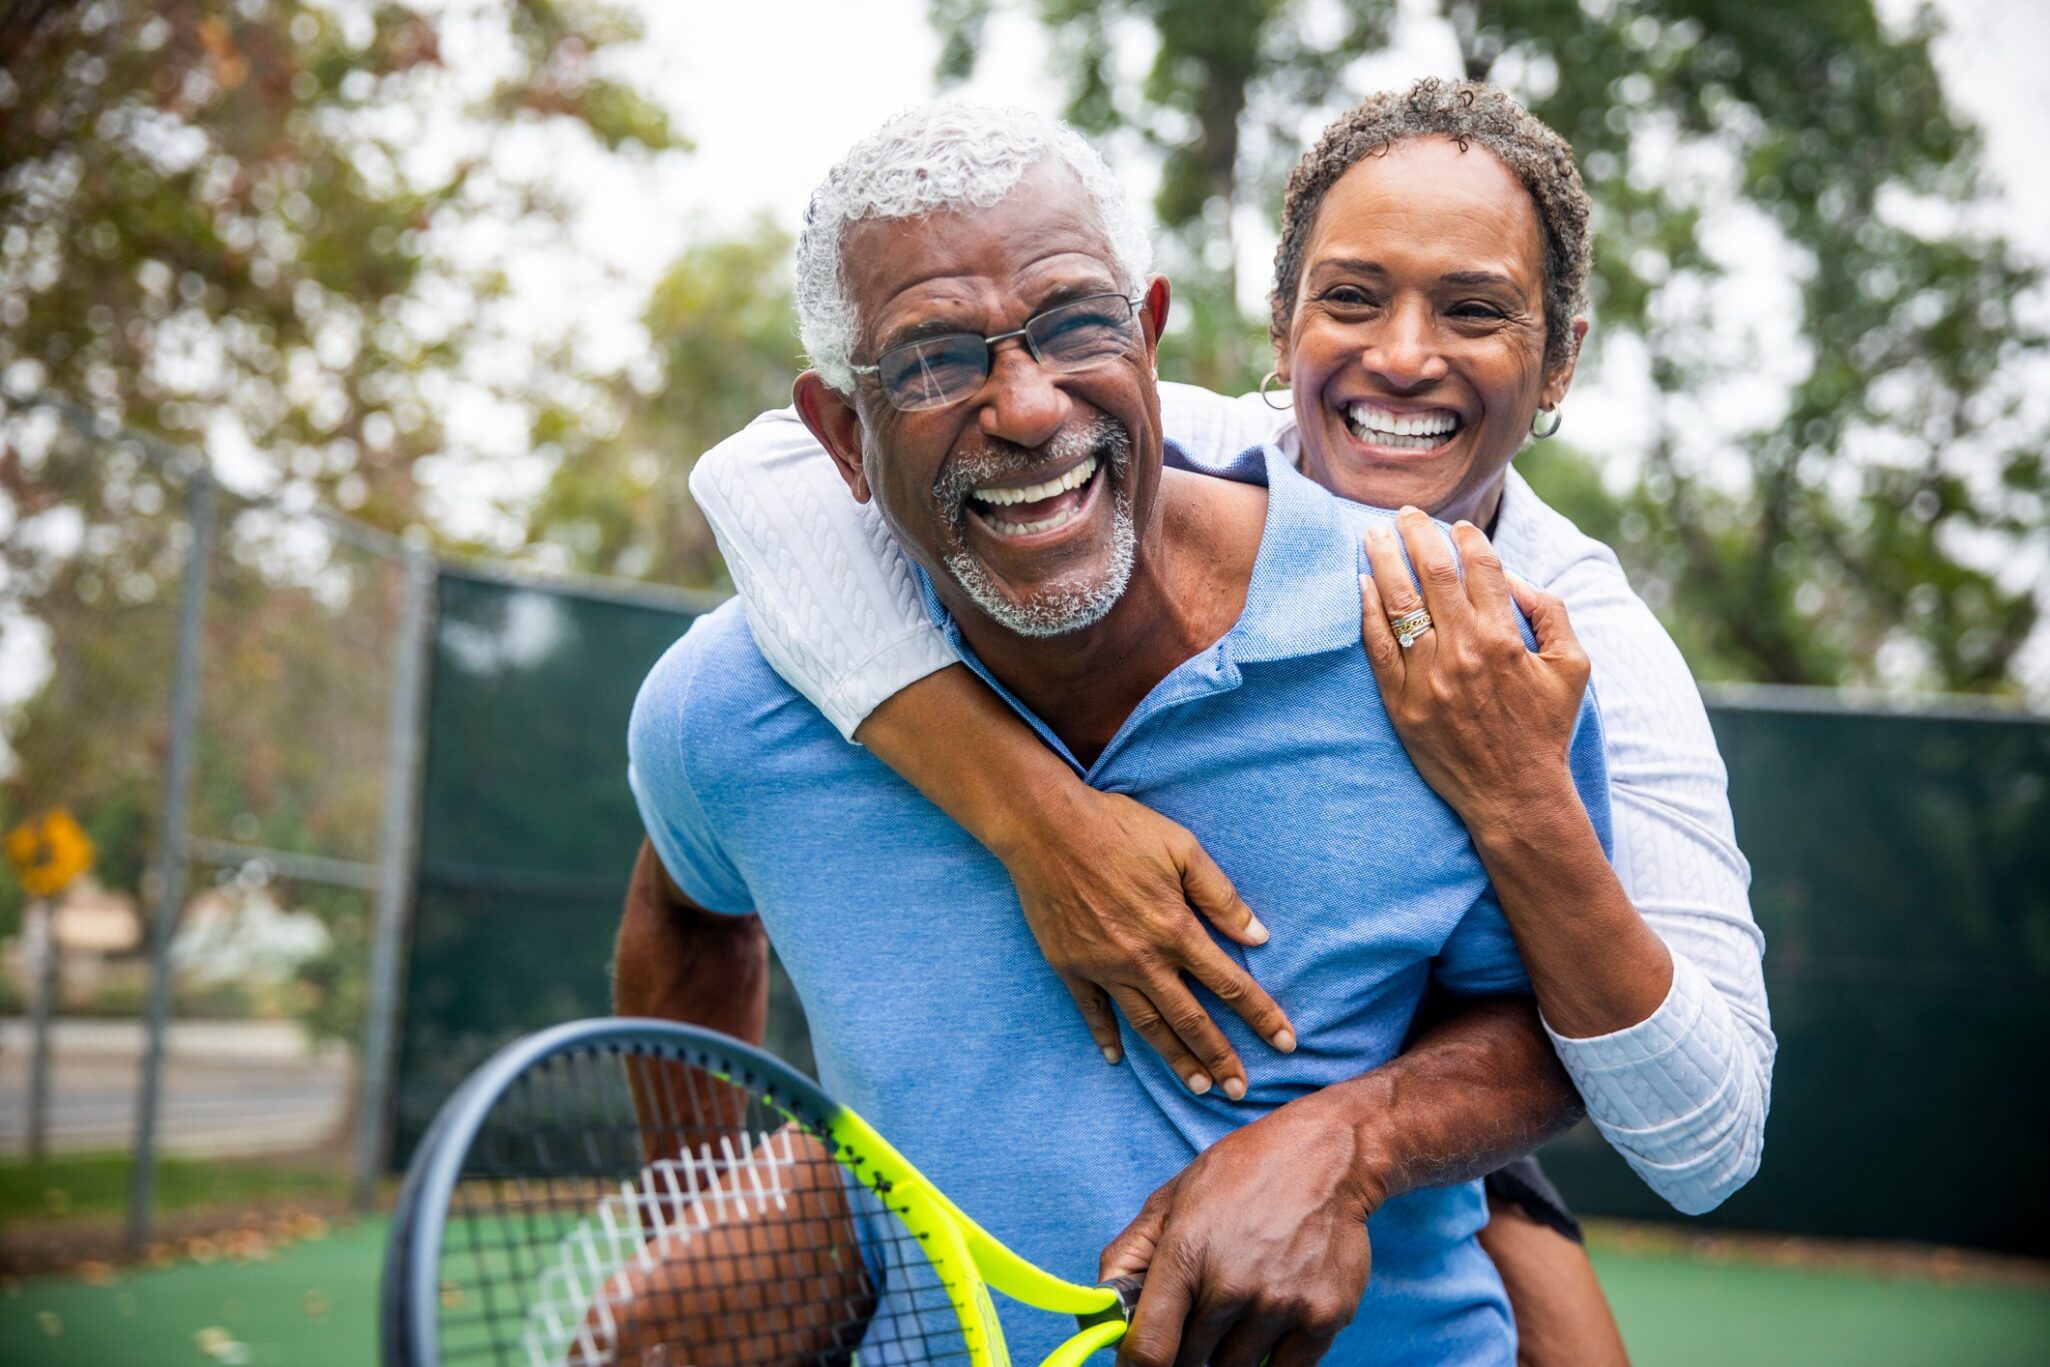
[1259,371,1290,411]
[1530,407,1563,440]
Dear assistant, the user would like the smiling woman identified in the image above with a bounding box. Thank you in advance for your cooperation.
[686,81,1772,1367]
[1275,109,1585,530]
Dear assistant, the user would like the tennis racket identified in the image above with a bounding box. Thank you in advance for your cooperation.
[383,1017,1142,1367]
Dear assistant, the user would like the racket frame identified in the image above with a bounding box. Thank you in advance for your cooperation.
[384,1017,1126,1367]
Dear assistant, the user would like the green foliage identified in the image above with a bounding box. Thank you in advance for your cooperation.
[520,218,801,586]
[1,0,680,527]
[291,885,372,1043]
[931,0,2047,692]
[1,0,679,1038]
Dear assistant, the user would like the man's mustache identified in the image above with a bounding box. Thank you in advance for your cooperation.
[933,417,1132,523]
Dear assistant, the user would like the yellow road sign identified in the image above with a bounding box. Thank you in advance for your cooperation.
[5,808,96,898]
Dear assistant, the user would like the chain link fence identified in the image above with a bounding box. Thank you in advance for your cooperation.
[0,387,431,1259]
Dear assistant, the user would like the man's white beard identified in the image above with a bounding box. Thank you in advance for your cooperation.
[939,417,1138,639]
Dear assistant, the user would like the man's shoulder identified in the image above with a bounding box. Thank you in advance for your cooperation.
[631,599,836,778]
[636,598,768,715]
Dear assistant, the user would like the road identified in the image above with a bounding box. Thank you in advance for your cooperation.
[0,1017,353,1158]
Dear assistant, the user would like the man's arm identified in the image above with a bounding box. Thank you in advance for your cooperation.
[1102,995,1581,1367]
[615,837,770,1043]
[615,837,775,1160]
[608,840,874,1365]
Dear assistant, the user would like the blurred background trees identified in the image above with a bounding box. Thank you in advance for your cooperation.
[1,0,2043,988]
[0,0,690,1017]
[931,0,2047,694]
[517,219,797,586]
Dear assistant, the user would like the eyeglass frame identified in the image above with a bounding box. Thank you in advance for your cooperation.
[848,291,1152,412]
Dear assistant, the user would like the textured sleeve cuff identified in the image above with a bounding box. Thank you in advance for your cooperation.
[819,627,962,743]
[687,408,956,742]
[1543,950,1726,1135]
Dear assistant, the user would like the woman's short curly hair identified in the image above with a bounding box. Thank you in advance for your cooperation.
[1271,79,1592,371]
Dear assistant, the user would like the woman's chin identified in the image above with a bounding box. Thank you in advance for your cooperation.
[1313,443,1461,515]
[1307,426,1512,520]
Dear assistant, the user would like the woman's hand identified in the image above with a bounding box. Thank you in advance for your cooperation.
[1358,507,1673,1038]
[854,665,1295,1096]
[1357,507,1591,827]
[995,785,1297,1100]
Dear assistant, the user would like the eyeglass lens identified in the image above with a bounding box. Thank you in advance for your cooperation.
[876,295,1139,411]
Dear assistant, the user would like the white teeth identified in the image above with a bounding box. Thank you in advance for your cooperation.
[973,456,1098,507]
[985,502,1088,537]
[1346,403,1458,444]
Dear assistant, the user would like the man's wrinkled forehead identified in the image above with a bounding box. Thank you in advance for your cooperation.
[838,161,1123,353]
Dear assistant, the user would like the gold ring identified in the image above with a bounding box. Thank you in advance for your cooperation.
[1389,607,1433,648]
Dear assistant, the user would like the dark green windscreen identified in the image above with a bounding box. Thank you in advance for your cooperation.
[391,572,819,1165]
[1539,701,2049,1256]
[393,574,2047,1252]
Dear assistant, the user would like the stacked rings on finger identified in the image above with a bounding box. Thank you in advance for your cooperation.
[1390,607,1433,648]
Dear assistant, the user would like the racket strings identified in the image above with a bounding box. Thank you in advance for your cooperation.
[433,1043,975,1367]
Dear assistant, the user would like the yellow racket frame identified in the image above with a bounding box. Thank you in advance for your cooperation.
[820,1106,1129,1367]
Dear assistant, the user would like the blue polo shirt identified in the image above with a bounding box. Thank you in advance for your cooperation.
[628,443,1612,1365]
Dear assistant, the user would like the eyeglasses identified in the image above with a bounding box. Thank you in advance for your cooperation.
[851,293,1148,412]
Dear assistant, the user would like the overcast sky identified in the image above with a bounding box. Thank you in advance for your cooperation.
[556,0,2047,346]
[452,0,2047,471]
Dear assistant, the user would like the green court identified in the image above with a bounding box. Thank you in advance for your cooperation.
[5,1218,2046,1366]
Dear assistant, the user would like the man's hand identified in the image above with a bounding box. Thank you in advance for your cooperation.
[999,785,1297,1099]
[1098,1088,1380,1367]
[1097,996,1584,1367]
[594,1128,874,1367]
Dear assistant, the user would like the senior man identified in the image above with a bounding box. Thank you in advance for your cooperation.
[620,105,1610,1366]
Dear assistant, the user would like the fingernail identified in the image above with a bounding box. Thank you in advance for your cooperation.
[1223,1076,1247,1101]
[1186,1072,1213,1095]
[1272,1029,1297,1054]
[1367,522,1390,543]
[1243,913,1269,945]
[1399,504,1421,517]
[1103,1046,1123,1065]
[1454,519,1475,530]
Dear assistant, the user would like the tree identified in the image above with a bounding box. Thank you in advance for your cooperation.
[0,0,680,1006]
[930,0,2047,693]
[518,217,802,588]
[1,0,680,528]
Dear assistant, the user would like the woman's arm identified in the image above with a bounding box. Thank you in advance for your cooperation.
[686,405,1297,1099]
[854,670,1296,1098]
[1526,547,1773,1216]
[687,409,957,740]
[1360,507,1768,1213]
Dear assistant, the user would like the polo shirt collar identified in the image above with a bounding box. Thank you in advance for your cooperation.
[1221,442,1367,665]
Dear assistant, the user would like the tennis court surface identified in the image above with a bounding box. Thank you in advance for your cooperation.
[5,1216,2046,1366]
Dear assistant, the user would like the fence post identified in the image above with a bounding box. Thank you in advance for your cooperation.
[351,546,435,1210]
[126,466,214,1256]
[24,898,56,1162]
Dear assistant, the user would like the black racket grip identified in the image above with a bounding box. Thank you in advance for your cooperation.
[1078,1273,1146,1330]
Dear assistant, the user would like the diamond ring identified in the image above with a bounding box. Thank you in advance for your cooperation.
[1390,607,1433,648]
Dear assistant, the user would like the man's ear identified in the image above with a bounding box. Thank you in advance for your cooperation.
[793,371,872,503]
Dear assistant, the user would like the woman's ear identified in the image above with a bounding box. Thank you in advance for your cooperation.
[1541,316,1590,411]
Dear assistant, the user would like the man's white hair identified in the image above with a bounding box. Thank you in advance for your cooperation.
[795,103,1153,394]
